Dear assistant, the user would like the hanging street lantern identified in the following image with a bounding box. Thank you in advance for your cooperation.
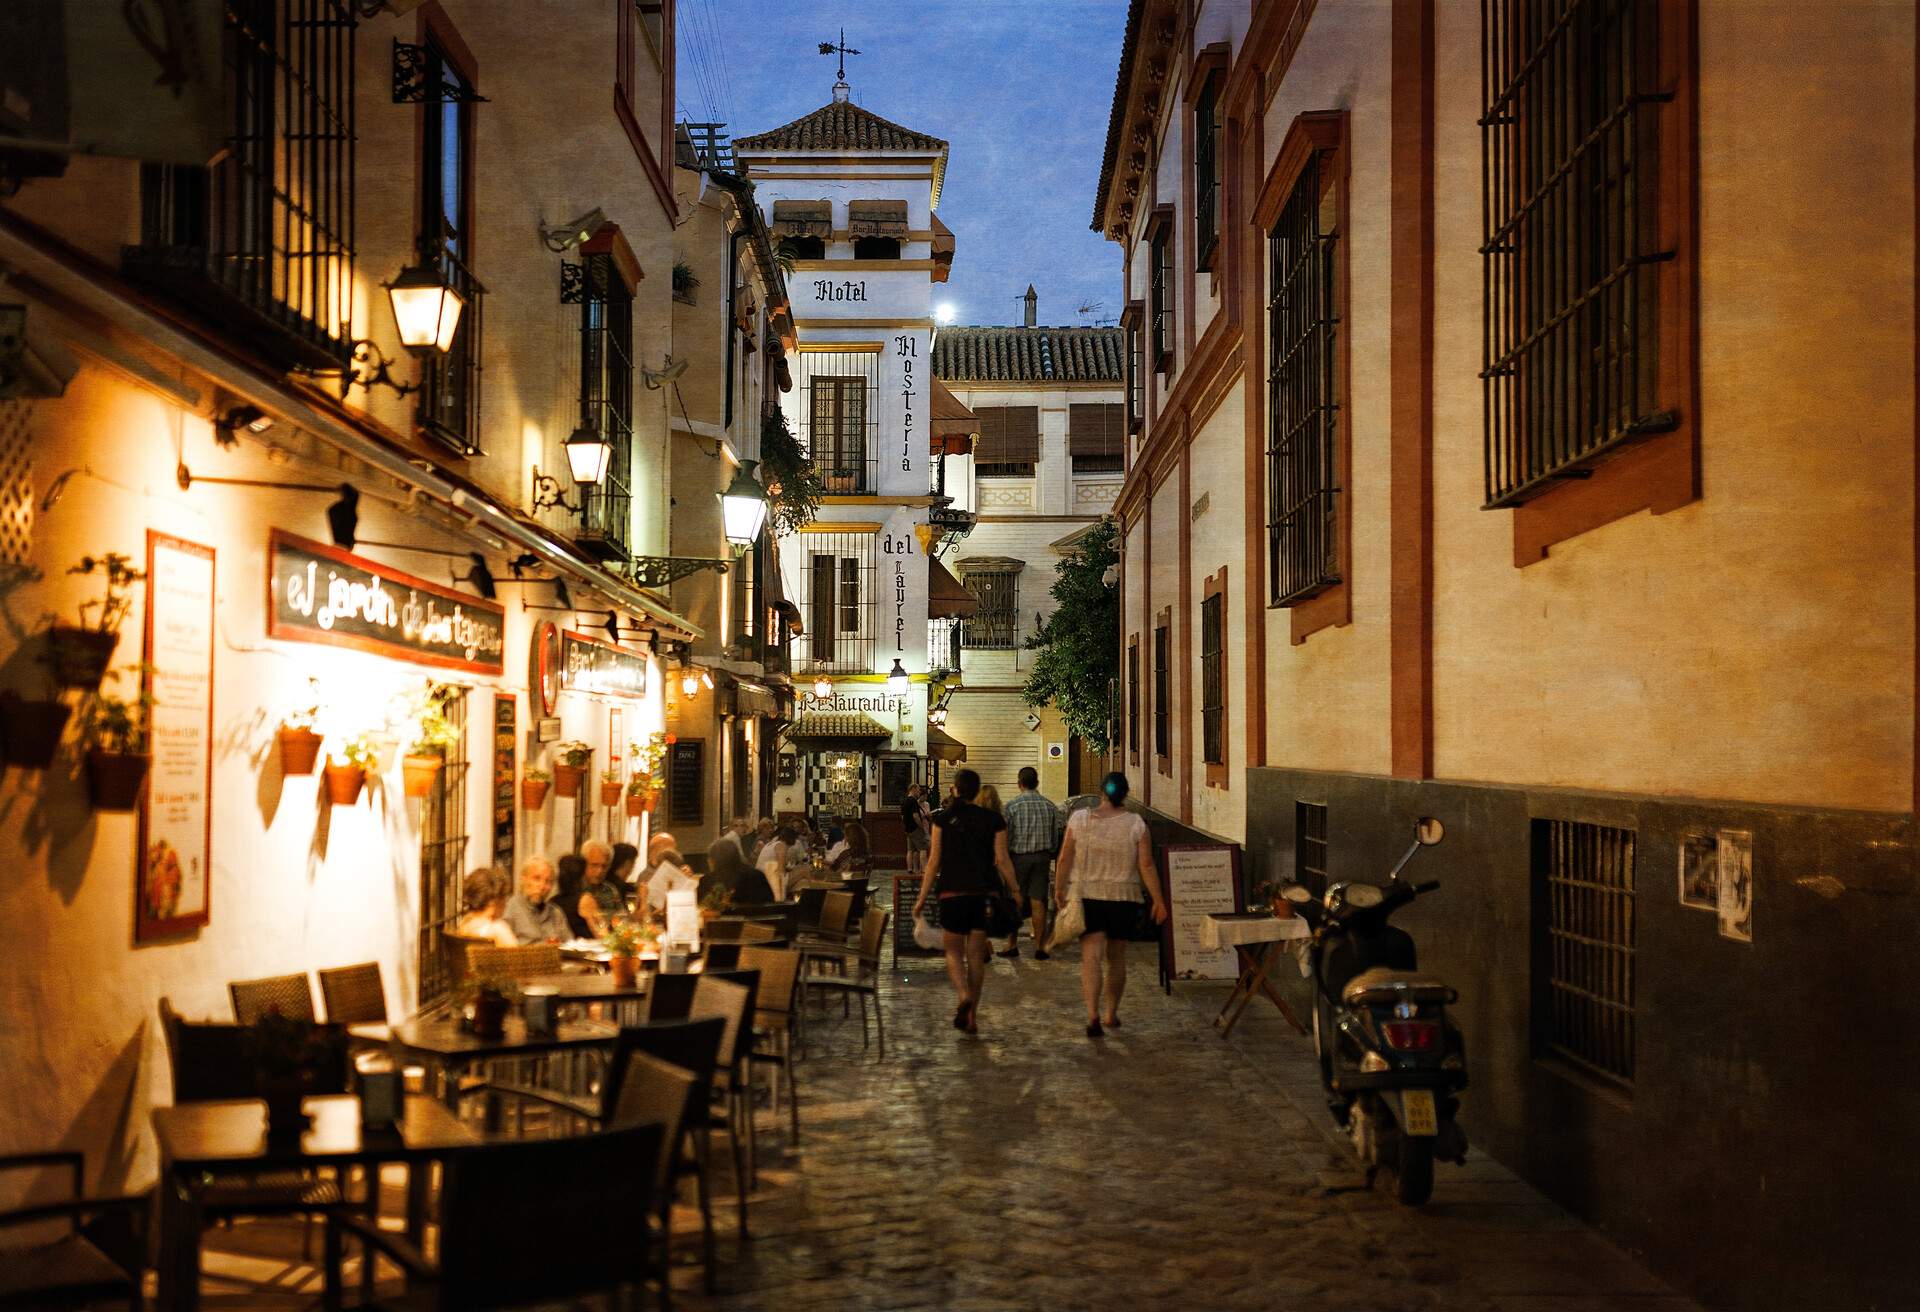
[564,424,614,486]
[720,459,771,552]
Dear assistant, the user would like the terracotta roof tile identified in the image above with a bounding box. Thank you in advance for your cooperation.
[735,100,948,154]
[931,326,1126,383]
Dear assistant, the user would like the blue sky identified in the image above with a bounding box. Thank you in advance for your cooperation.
[676,0,1127,329]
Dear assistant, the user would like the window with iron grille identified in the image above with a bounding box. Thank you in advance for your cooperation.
[1152,623,1170,760]
[1149,216,1174,368]
[1201,592,1224,766]
[1295,802,1328,889]
[124,0,355,374]
[795,532,874,673]
[927,617,962,671]
[416,689,470,1010]
[1533,818,1637,1089]
[1481,0,1673,507]
[1125,314,1145,431]
[1194,74,1222,271]
[961,568,1020,650]
[417,38,484,456]
[1267,148,1341,607]
[578,252,633,555]
[1127,638,1140,759]
[795,350,879,492]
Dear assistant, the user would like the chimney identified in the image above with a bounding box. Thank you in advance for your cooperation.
[832,81,850,104]
[1023,284,1037,328]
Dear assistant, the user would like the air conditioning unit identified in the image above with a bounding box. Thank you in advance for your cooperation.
[0,305,77,399]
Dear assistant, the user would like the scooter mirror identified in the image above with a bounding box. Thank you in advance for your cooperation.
[1414,816,1445,846]
[1281,883,1314,904]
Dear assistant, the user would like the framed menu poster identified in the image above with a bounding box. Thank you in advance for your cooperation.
[136,531,215,942]
[1158,844,1243,983]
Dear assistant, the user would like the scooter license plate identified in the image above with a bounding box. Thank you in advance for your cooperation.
[1400,1089,1438,1137]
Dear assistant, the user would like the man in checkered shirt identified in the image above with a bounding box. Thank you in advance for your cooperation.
[999,766,1064,959]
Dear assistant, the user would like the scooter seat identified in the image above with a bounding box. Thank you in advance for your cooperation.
[1341,967,1455,1006]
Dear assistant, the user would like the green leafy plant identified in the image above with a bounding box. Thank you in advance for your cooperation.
[603,916,648,957]
[78,667,153,754]
[556,740,593,767]
[409,685,460,755]
[759,410,822,534]
[771,238,801,280]
[700,884,734,914]
[672,261,700,296]
[1023,518,1119,750]
[469,974,519,1004]
[66,553,145,634]
[523,764,551,782]
[601,766,622,783]
[334,734,378,770]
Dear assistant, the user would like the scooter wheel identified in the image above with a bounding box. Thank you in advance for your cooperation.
[1392,1138,1435,1206]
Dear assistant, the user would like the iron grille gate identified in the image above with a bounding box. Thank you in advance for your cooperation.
[793,531,876,674]
[1480,0,1673,507]
[794,351,880,493]
[417,689,471,1010]
[1267,150,1341,607]
[1534,818,1636,1088]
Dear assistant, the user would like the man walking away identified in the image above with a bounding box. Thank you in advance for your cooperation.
[901,783,929,879]
[1001,767,1064,960]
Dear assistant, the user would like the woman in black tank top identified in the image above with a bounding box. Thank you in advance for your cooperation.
[912,769,1021,1034]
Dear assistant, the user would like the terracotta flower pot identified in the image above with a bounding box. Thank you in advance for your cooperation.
[277,726,323,776]
[553,762,586,798]
[599,780,623,807]
[323,761,365,806]
[471,992,509,1039]
[84,749,149,810]
[1270,897,1294,919]
[520,779,551,810]
[48,626,117,688]
[402,753,444,799]
[624,793,649,817]
[0,696,71,769]
[610,956,639,988]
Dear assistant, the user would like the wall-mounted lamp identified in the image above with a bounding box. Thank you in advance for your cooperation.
[887,658,909,695]
[303,244,465,399]
[680,670,700,697]
[812,672,833,700]
[519,578,576,613]
[720,460,770,552]
[532,426,614,516]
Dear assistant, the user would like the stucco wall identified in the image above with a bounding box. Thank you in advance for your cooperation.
[1187,391,1245,842]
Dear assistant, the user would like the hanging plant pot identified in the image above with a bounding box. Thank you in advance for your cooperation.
[323,761,366,806]
[48,626,118,689]
[277,726,323,776]
[84,749,149,811]
[624,792,650,818]
[0,696,72,769]
[520,778,551,810]
[401,754,444,799]
[552,762,586,799]
[599,780,623,807]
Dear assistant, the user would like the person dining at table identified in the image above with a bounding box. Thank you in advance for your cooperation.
[504,857,571,943]
[757,825,795,899]
[454,867,518,945]
[608,840,641,896]
[829,820,871,874]
[705,835,775,906]
[645,846,700,917]
[576,839,629,937]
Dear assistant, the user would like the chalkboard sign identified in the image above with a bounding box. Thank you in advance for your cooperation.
[492,693,516,870]
[268,530,505,674]
[892,873,940,957]
[1160,844,1243,981]
[668,740,704,824]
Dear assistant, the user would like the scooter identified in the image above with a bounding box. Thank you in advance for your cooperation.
[1283,817,1469,1205]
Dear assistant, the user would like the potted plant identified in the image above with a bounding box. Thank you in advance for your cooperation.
[324,735,376,806]
[401,688,459,799]
[520,765,551,810]
[469,975,517,1039]
[699,883,733,924]
[277,683,324,775]
[0,689,71,769]
[1251,880,1295,919]
[671,261,700,303]
[552,741,591,798]
[50,554,144,688]
[599,767,623,807]
[603,917,647,988]
[245,1011,346,1139]
[624,773,654,817]
[77,669,152,811]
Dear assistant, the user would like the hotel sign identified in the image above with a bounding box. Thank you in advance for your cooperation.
[268,530,506,675]
[560,629,649,698]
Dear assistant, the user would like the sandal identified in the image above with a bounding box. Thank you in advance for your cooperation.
[964,1003,978,1035]
[1085,1019,1104,1039]
[953,1002,969,1031]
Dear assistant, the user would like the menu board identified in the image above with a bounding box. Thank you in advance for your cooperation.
[492,693,516,871]
[267,530,505,674]
[667,740,704,824]
[136,532,215,942]
[1161,844,1242,980]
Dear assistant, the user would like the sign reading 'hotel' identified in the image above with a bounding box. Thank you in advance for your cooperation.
[267,530,507,675]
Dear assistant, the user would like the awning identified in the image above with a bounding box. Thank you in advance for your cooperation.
[928,555,979,619]
[770,199,832,240]
[848,199,909,239]
[786,711,895,753]
[927,727,967,763]
[931,214,956,284]
[721,674,779,719]
[1068,402,1125,460]
[930,377,977,455]
[973,406,1039,464]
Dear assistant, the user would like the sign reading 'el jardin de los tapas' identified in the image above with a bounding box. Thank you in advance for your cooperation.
[268,530,506,674]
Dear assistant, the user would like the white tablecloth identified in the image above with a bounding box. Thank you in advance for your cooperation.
[1201,913,1311,950]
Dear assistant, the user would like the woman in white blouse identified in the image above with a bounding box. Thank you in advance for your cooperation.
[757,825,794,900]
[1054,773,1166,1038]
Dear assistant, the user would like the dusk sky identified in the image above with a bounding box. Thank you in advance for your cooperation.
[676,0,1127,330]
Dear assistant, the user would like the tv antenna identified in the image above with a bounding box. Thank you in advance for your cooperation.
[819,28,861,89]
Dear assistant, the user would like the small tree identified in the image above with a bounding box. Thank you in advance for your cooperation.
[1023,519,1119,751]
[759,409,822,535]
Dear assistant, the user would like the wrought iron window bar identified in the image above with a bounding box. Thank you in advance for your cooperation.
[575,252,633,560]
[792,531,875,674]
[796,352,881,494]
[1200,592,1224,764]
[1535,818,1637,1089]
[1152,625,1171,759]
[960,570,1020,651]
[1194,76,1221,271]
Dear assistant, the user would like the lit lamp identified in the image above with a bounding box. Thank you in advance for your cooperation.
[564,425,613,486]
[812,673,833,700]
[386,257,464,354]
[720,460,770,553]
[680,669,700,697]
[887,658,909,694]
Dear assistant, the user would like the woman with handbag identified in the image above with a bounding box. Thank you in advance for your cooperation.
[1054,772,1167,1038]
[911,768,1022,1035]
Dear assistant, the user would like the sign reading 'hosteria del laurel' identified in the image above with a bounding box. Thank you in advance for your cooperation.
[267,530,506,674]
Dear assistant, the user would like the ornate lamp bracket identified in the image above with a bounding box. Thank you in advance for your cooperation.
[626,556,731,588]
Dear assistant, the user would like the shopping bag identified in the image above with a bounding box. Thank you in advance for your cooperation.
[912,913,943,950]
[1047,896,1086,951]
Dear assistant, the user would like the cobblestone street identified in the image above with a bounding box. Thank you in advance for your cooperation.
[678,945,1702,1312]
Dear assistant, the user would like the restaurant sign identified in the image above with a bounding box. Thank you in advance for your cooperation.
[267,531,506,674]
[561,629,649,698]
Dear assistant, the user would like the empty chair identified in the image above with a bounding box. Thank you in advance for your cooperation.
[465,943,561,982]
[228,973,315,1024]
[325,1123,665,1311]
[317,963,387,1026]
[703,942,744,972]
[704,918,748,943]
[803,908,891,1056]
[739,945,803,1150]
[738,921,777,944]
[647,971,700,1021]
[689,972,758,1237]
[607,1049,702,1297]
[793,885,830,932]
[0,1150,146,1310]
[796,891,853,950]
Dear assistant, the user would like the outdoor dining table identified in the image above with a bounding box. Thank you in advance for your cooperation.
[1203,912,1311,1038]
[524,970,652,1025]
[150,1093,476,1311]
[348,1015,620,1128]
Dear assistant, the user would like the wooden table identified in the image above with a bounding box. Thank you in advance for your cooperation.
[350,1015,619,1134]
[151,1094,475,1311]
[1203,913,1311,1038]
[524,970,651,1026]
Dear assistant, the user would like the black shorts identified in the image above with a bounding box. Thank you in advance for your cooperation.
[937,894,993,935]
[1012,852,1052,904]
[1082,897,1144,939]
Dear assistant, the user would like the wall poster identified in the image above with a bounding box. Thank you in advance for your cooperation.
[1677,830,1718,911]
[1159,844,1242,981]
[136,531,215,943]
[492,693,516,873]
[1716,828,1754,942]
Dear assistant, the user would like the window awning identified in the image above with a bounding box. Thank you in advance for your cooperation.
[930,377,977,455]
[786,711,895,753]
[927,727,967,762]
[848,199,909,238]
[721,674,780,719]
[931,214,955,283]
[973,406,1039,464]
[1068,402,1125,459]
[928,555,980,618]
[770,199,832,240]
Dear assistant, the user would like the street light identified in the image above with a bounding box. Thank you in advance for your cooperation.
[887,658,909,694]
[812,672,833,700]
[563,425,614,486]
[720,459,770,552]
[386,255,465,354]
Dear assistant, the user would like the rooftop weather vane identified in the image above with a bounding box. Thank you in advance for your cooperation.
[820,28,860,90]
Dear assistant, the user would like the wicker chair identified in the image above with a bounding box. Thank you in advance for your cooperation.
[803,908,891,1055]
[739,944,802,1151]
[609,1051,700,1300]
[227,973,315,1024]
[316,963,387,1025]
[465,944,561,982]
[0,1151,146,1310]
[689,972,758,1237]
[738,921,778,944]
[796,891,854,950]
[647,972,700,1021]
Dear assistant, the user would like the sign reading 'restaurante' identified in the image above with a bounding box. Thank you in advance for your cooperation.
[268,530,506,675]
